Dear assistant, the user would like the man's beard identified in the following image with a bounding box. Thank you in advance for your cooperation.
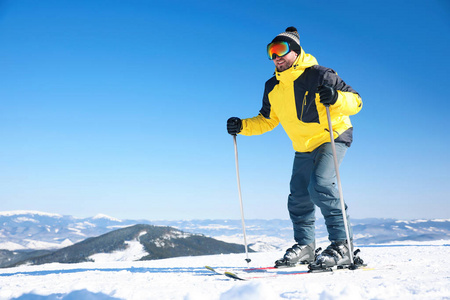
[277,63,293,72]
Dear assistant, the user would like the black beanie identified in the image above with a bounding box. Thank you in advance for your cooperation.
[270,26,301,55]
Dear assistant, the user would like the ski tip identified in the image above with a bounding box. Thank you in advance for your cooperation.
[205,266,221,275]
[225,271,246,281]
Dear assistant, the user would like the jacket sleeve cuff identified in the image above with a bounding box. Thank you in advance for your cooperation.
[333,91,362,116]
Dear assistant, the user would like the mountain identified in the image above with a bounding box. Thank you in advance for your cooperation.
[0,249,52,269]
[148,218,450,245]
[0,211,449,269]
[1,224,251,268]
[1,211,449,253]
[352,218,450,244]
[0,211,152,251]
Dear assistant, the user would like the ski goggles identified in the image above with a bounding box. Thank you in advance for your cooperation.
[267,41,290,60]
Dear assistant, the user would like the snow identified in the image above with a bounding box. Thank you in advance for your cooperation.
[13,217,39,223]
[93,214,123,223]
[67,227,87,236]
[23,239,74,250]
[0,239,73,251]
[0,242,26,251]
[0,211,62,218]
[395,219,450,224]
[194,224,240,230]
[0,242,449,300]
[89,241,147,263]
[214,234,290,252]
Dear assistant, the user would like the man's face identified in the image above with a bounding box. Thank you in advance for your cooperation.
[273,51,298,72]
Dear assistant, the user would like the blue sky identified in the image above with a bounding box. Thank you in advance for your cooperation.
[1,0,449,221]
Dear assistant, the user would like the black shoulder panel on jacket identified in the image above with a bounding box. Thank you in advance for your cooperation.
[313,65,358,94]
[260,76,278,118]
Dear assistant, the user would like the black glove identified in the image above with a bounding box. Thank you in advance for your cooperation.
[227,117,242,135]
[318,84,338,106]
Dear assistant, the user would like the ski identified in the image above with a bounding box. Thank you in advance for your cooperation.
[205,265,280,276]
[206,261,313,274]
[205,265,223,275]
[224,271,246,280]
[224,268,310,280]
[205,264,310,279]
[205,247,319,278]
[206,249,371,280]
[242,266,278,272]
[222,264,373,281]
[206,259,371,280]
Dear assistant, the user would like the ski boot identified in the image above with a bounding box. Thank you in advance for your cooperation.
[309,240,357,270]
[308,241,364,271]
[274,241,315,268]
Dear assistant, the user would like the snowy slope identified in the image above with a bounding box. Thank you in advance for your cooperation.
[0,243,448,299]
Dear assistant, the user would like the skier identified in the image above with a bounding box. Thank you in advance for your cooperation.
[227,27,362,268]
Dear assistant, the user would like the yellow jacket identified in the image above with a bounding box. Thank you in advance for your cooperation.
[240,50,362,152]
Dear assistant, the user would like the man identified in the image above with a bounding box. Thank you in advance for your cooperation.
[227,27,362,268]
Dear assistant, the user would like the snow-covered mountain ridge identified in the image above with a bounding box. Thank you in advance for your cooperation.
[0,224,250,268]
[1,211,449,252]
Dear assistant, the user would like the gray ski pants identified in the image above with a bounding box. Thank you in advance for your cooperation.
[288,142,353,245]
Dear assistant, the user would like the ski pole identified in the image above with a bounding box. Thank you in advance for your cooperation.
[325,105,354,266]
[232,134,251,266]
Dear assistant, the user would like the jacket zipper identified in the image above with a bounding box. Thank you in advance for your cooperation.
[300,91,308,121]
